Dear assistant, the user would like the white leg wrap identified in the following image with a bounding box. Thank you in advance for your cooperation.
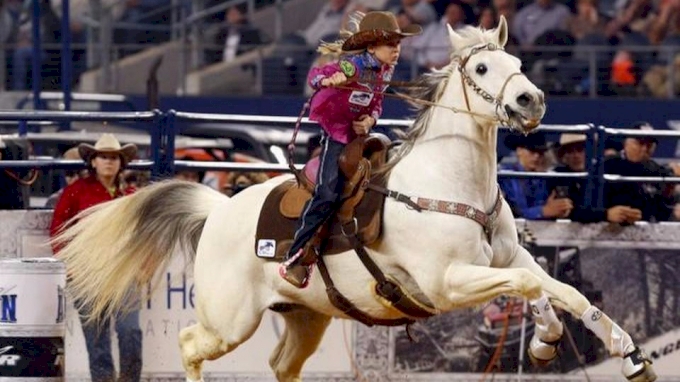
[186,378,204,382]
[530,293,563,342]
[581,306,634,357]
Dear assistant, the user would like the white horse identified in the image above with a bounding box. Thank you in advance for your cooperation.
[54,17,656,382]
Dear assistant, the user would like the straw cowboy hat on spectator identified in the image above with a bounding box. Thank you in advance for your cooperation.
[78,133,137,166]
[342,11,422,51]
[557,133,587,157]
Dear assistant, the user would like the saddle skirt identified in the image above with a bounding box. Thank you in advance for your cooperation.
[254,134,391,260]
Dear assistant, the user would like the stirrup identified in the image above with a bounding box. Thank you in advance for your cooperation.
[279,250,314,289]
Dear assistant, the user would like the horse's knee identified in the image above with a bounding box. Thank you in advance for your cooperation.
[512,269,542,299]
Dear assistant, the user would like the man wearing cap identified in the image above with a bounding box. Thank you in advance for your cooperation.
[550,133,642,223]
[604,122,677,222]
[50,133,143,382]
[499,132,574,219]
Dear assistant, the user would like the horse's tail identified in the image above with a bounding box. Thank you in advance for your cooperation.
[52,180,227,323]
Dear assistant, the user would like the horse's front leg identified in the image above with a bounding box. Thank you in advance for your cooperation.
[507,244,657,382]
[444,262,545,308]
[444,260,563,361]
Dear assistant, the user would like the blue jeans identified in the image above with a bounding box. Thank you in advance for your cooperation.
[288,133,346,256]
[79,304,143,382]
[11,46,35,90]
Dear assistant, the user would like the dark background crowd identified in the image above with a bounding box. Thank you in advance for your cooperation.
[2,0,680,96]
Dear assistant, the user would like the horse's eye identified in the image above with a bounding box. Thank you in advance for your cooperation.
[476,64,488,75]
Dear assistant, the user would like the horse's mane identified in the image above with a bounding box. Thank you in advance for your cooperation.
[377,25,498,176]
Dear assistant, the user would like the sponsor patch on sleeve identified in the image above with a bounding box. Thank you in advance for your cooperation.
[339,60,356,77]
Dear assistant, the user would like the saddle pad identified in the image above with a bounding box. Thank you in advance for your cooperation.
[254,177,386,260]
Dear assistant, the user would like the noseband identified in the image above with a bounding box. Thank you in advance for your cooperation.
[453,43,524,127]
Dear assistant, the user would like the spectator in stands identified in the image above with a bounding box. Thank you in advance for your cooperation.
[50,134,142,382]
[301,0,350,47]
[10,0,61,90]
[174,155,206,183]
[222,171,269,196]
[511,0,571,46]
[0,0,15,45]
[499,132,575,219]
[649,0,680,44]
[672,196,680,220]
[494,0,517,31]
[549,133,643,223]
[206,4,263,65]
[123,170,149,188]
[389,0,438,66]
[611,49,641,94]
[45,147,85,208]
[642,53,680,97]
[604,121,678,222]
[568,0,607,40]
[604,136,624,156]
[604,0,655,41]
[418,1,468,69]
[479,6,498,29]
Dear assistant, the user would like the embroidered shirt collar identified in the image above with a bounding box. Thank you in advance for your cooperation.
[359,52,382,70]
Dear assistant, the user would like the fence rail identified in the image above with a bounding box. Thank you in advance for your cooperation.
[1,110,679,210]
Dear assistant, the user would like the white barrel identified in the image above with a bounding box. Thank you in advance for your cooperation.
[0,258,66,381]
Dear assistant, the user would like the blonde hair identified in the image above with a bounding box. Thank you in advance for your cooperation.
[317,11,366,55]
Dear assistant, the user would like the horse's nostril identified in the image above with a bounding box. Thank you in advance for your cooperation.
[516,92,533,107]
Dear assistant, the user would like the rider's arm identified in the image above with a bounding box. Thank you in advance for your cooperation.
[308,59,359,90]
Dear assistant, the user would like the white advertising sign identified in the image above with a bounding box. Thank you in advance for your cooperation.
[63,255,353,377]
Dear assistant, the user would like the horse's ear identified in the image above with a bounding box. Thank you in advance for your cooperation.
[447,23,462,50]
[495,16,509,48]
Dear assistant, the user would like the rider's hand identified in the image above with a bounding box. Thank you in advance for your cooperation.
[353,115,375,136]
[321,72,348,87]
[541,191,573,219]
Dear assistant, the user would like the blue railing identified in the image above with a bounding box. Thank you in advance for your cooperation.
[0,110,678,211]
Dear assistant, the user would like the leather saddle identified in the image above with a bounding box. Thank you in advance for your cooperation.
[255,134,392,260]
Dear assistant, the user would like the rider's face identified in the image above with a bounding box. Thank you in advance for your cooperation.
[369,42,401,66]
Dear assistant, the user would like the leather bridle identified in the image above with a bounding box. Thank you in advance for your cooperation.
[452,42,525,127]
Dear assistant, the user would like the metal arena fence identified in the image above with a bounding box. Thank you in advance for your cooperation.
[0,110,678,211]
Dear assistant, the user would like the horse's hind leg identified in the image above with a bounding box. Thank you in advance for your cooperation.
[179,323,227,382]
[269,307,331,382]
[180,312,263,382]
[508,245,657,382]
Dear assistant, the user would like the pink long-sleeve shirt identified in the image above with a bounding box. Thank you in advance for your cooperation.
[307,52,394,144]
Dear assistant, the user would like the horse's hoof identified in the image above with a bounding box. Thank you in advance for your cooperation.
[623,347,657,382]
[527,335,559,367]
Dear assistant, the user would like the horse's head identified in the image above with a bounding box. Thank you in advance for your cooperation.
[446,17,545,133]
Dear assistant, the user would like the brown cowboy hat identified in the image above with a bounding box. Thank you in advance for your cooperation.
[78,133,137,166]
[342,11,422,52]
